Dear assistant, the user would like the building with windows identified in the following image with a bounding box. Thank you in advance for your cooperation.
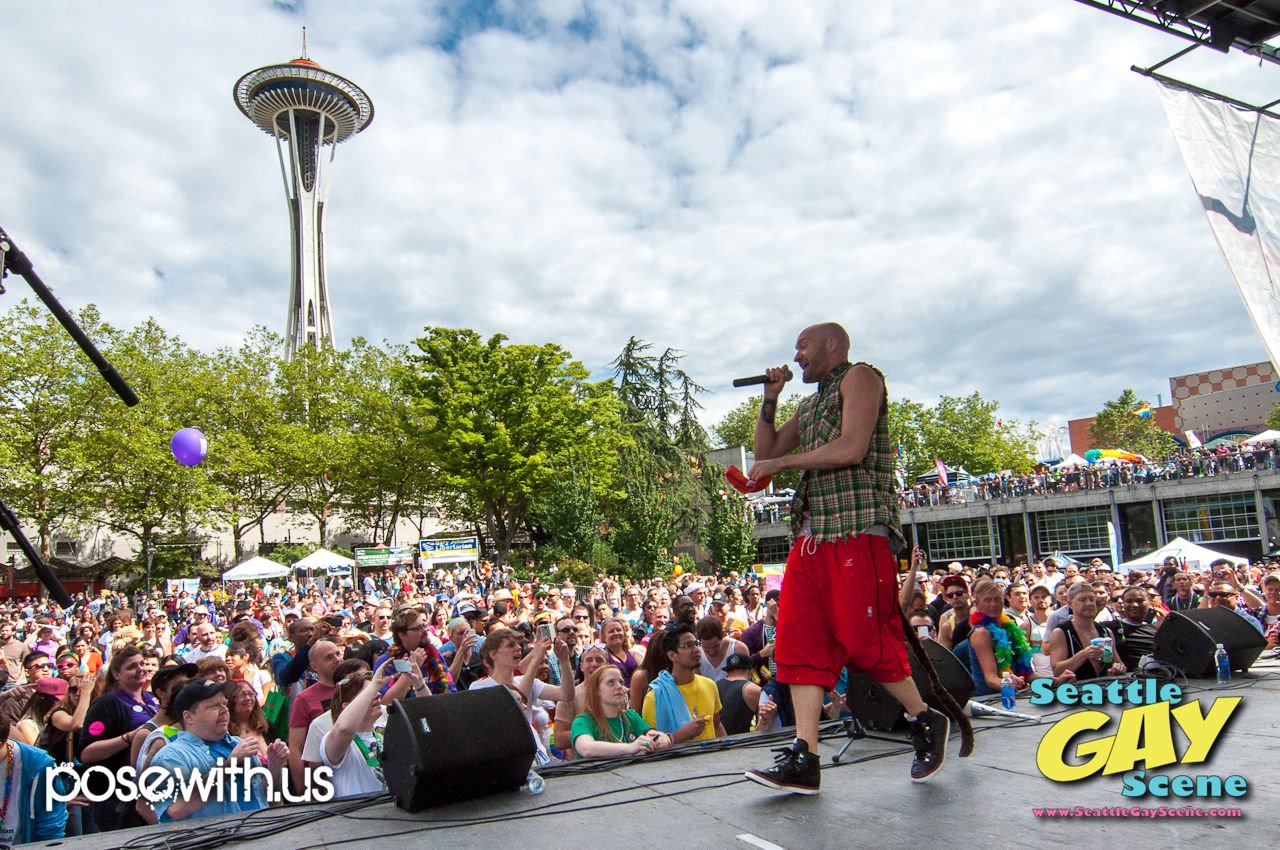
[1069,360,1280,453]
[751,469,1280,568]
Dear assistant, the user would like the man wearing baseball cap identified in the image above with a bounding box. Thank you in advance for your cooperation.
[1253,573,1280,646]
[717,653,777,735]
[149,679,289,822]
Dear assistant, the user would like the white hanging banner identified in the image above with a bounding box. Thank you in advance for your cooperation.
[1157,80,1280,372]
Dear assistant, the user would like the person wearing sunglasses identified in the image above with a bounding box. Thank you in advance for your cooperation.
[936,577,973,651]
[546,617,582,686]
[1205,582,1264,633]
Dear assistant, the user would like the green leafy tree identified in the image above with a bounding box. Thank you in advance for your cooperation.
[701,465,756,573]
[887,398,929,481]
[1264,402,1280,431]
[0,301,118,561]
[527,456,605,563]
[403,328,620,566]
[611,448,681,578]
[712,394,803,450]
[918,392,1037,477]
[1090,390,1179,460]
[343,342,438,546]
[87,319,222,572]
[275,343,362,546]
[608,339,708,569]
[200,327,293,562]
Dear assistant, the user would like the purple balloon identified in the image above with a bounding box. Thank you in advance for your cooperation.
[170,428,208,466]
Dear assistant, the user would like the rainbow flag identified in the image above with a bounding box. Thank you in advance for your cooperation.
[1134,404,1152,418]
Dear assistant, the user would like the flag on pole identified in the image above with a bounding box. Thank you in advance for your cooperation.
[1134,403,1152,418]
[935,459,948,488]
[1185,430,1203,449]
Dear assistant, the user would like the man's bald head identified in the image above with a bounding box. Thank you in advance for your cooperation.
[802,322,850,358]
[795,322,851,382]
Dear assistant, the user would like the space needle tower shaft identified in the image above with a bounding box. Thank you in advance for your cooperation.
[234,40,373,359]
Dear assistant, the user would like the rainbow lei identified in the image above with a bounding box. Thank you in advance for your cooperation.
[969,611,1034,677]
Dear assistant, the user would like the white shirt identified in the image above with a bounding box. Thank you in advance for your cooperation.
[318,709,387,799]
[183,644,228,662]
[303,712,334,765]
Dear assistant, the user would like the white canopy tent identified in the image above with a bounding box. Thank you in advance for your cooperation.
[292,548,356,572]
[1244,429,1280,445]
[1119,537,1249,572]
[1050,453,1090,470]
[221,556,289,582]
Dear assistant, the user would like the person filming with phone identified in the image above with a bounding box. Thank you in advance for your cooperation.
[471,628,577,764]
[374,608,455,703]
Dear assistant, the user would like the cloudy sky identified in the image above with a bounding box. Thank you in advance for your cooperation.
[2,0,1276,450]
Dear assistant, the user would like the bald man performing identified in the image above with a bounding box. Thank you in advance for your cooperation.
[743,322,968,794]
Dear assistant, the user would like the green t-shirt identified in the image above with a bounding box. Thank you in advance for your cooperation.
[570,709,652,758]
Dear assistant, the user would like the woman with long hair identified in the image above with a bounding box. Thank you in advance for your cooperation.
[45,672,95,836]
[46,671,94,760]
[628,626,673,713]
[228,680,271,752]
[553,643,609,758]
[601,617,643,688]
[226,642,274,703]
[77,646,158,831]
[571,665,672,759]
[426,603,451,648]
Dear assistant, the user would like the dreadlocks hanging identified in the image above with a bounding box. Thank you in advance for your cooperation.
[899,608,974,757]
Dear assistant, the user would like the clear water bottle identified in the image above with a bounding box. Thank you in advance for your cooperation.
[524,770,544,795]
[1001,671,1016,710]
[1215,644,1231,685]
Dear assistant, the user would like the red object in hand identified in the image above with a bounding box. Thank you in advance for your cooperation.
[725,465,771,494]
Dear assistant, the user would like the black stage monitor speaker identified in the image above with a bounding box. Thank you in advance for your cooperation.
[381,685,535,811]
[845,637,976,732]
[1152,607,1266,678]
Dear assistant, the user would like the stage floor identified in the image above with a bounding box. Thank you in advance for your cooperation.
[49,655,1279,850]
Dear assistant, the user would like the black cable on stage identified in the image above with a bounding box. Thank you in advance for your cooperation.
[113,670,1280,850]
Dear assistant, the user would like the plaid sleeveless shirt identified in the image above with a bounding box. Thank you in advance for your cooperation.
[789,360,902,546]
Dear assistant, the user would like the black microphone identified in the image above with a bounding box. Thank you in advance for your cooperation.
[732,366,792,388]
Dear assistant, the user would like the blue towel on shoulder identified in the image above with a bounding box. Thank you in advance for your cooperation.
[649,670,692,733]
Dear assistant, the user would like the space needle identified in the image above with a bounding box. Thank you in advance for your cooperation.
[234,38,373,359]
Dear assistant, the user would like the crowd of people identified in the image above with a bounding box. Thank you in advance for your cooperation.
[0,548,1275,837]
[899,442,1280,508]
[904,554,1279,696]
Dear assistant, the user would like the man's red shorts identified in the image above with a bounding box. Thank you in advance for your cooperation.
[774,532,911,688]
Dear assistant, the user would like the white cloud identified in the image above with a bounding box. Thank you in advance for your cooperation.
[1,0,1271,439]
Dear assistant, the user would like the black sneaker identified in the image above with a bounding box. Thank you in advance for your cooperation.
[907,707,949,782]
[745,739,820,795]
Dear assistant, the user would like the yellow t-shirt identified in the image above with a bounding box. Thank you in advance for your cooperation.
[642,674,721,742]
